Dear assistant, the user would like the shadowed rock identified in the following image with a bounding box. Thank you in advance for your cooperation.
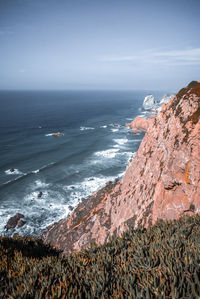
[6,213,24,230]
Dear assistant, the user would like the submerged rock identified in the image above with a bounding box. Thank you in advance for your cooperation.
[42,81,200,254]
[38,191,43,198]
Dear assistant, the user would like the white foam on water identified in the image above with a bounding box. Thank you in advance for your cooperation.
[24,190,48,202]
[111,128,119,132]
[5,169,23,175]
[114,138,128,145]
[45,133,54,136]
[122,151,135,160]
[31,162,55,174]
[32,169,39,174]
[100,125,107,128]
[129,139,142,142]
[34,180,50,188]
[65,175,117,204]
[109,123,122,128]
[80,126,95,131]
[95,148,119,159]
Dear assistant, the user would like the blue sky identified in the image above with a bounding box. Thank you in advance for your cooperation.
[0,0,200,91]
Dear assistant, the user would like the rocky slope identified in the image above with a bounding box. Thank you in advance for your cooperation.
[42,81,200,254]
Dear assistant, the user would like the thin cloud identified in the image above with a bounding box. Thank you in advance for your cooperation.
[100,48,200,66]
[0,27,14,36]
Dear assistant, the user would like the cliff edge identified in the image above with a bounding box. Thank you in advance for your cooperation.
[42,81,200,254]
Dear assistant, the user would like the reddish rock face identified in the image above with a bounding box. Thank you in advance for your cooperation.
[42,81,200,254]
[126,116,154,133]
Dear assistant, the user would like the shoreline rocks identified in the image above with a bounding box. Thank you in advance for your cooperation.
[126,116,154,133]
[42,81,200,254]
[6,213,25,230]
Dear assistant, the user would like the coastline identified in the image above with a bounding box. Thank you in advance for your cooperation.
[42,81,200,254]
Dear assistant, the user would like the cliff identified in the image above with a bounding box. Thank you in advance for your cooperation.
[42,81,200,254]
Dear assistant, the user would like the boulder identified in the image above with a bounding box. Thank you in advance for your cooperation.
[6,213,24,230]
[17,219,26,228]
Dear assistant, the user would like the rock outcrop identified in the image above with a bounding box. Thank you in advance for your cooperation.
[126,116,154,133]
[42,81,200,254]
[142,94,155,110]
[6,213,25,230]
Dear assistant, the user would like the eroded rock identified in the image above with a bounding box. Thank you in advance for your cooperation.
[42,81,200,254]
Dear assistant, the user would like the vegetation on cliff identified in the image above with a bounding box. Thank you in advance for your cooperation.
[1,214,200,298]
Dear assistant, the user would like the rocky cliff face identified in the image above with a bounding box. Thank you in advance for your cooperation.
[42,81,200,255]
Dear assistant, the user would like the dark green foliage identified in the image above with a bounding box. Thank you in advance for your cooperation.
[1,215,200,298]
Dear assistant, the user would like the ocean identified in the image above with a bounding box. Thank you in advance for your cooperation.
[0,90,163,236]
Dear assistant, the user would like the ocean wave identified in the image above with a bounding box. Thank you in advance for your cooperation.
[32,169,39,174]
[2,163,55,190]
[45,133,64,136]
[65,175,117,202]
[100,125,107,128]
[121,151,135,160]
[31,162,56,174]
[114,138,128,145]
[111,128,119,132]
[94,148,119,159]
[109,123,122,128]
[80,126,95,131]
[34,180,50,188]
[5,168,23,175]
[129,139,142,142]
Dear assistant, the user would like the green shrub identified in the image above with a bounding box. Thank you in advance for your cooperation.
[0,214,200,298]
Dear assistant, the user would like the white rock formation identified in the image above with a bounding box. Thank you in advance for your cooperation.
[142,95,156,110]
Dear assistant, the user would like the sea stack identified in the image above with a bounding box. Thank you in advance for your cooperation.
[42,81,200,254]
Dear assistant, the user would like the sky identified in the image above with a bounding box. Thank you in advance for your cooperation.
[0,0,200,91]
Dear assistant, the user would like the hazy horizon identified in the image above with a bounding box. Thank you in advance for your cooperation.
[0,0,200,91]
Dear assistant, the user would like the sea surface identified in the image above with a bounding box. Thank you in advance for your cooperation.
[0,90,163,236]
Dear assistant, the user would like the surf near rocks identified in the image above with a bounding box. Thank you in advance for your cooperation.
[42,81,200,254]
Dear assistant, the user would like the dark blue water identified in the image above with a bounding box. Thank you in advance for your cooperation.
[0,90,162,236]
